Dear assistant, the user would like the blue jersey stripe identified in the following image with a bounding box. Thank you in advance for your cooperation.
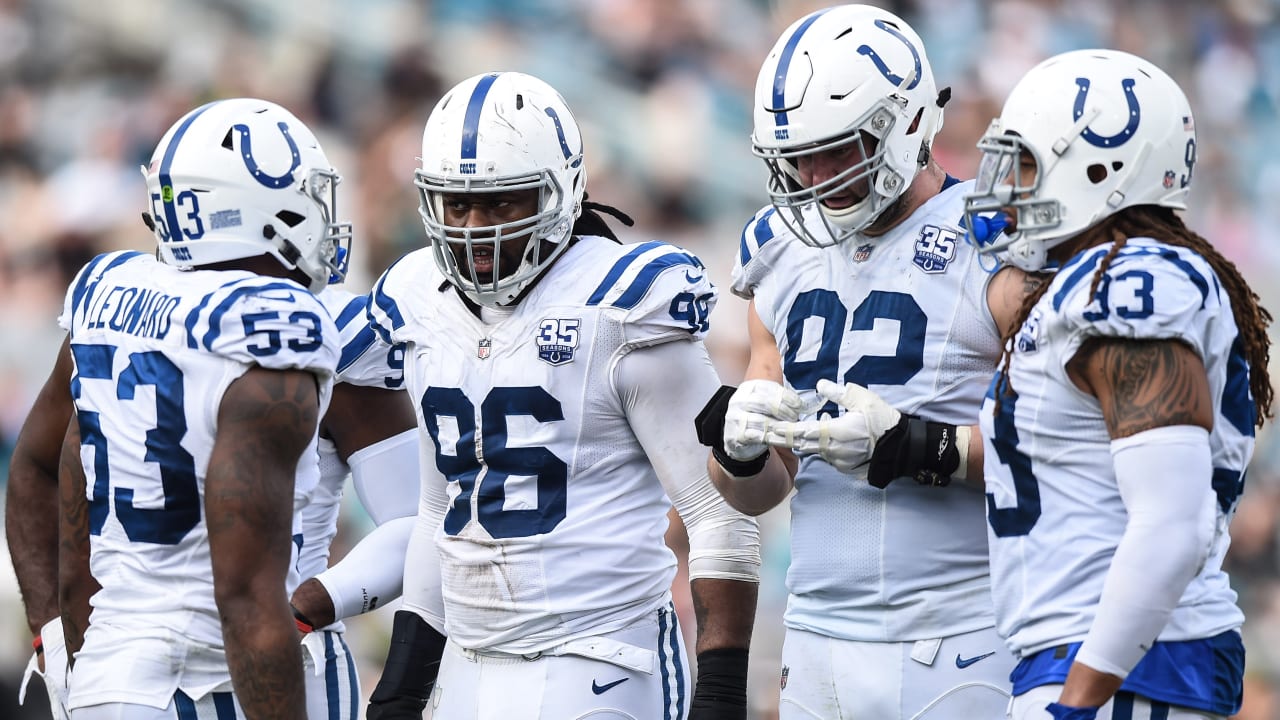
[1111,691,1135,720]
[324,631,340,720]
[461,74,500,160]
[370,271,408,344]
[72,252,144,324]
[1051,247,1109,311]
[667,604,686,720]
[338,325,378,374]
[771,10,830,127]
[740,208,778,266]
[174,689,199,720]
[158,102,217,249]
[211,692,238,720]
[342,633,359,720]
[611,252,703,310]
[658,609,672,720]
[586,241,667,306]
[199,281,308,351]
[334,294,368,330]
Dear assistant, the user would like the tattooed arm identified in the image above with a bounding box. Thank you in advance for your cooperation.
[1067,337,1214,436]
[207,367,319,720]
[58,415,97,665]
[1058,337,1215,708]
[10,336,74,638]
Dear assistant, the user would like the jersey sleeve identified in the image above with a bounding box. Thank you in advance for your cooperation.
[189,277,340,376]
[583,241,717,347]
[323,289,406,389]
[367,250,431,347]
[731,205,788,300]
[1056,243,1219,362]
[59,250,152,332]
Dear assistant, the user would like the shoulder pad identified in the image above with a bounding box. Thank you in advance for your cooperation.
[1055,241,1220,357]
[320,288,405,389]
[185,276,340,374]
[368,250,437,345]
[586,241,717,342]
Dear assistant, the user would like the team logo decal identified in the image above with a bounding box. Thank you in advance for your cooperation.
[1073,77,1140,148]
[853,243,875,263]
[477,338,492,360]
[912,225,958,274]
[536,318,580,366]
[1017,307,1043,354]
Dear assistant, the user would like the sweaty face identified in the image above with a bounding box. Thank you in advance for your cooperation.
[439,189,541,282]
[794,131,879,209]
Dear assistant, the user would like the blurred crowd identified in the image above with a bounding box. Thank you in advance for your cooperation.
[1,1,1279,718]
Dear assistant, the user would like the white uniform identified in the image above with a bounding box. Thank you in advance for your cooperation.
[297,287,407,720]
[736,179,1014,718]
[368,236,718,718]
[983,238,1249,716]
[60,251,338,713]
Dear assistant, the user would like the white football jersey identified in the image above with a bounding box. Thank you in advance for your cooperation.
[59,250,338,707]
[735,179,1004,642]
[369,235,716,653]
[300,286,406,634]
[983,237,1251,658]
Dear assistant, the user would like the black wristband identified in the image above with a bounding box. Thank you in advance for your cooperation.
[866,415,960,489]
[291,604,316,634]
[712,444,770,477]
[690,647,749,718]
[367,610,447,718]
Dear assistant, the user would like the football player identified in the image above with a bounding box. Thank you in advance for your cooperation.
[363,71,761,720]
[966,49,1270,719]
[56,98,344,720]
[698,5,1041,719]
[8,119,425,720]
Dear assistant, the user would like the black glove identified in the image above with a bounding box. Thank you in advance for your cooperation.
[689,648,749,720]
[366,610,447,720]
[867,414,962,489]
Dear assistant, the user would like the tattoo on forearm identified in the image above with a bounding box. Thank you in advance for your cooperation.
[1095,339,1208,437]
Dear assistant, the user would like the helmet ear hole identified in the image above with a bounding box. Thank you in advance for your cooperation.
[1111,161,1124,171]
[1087,164,1109,184]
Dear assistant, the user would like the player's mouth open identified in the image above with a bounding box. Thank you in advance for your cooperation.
[472,248,495,274]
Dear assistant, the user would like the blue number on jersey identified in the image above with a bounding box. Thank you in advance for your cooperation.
[71,344,200,544]
[243,310,324,356]
[784,289,926,415]
[985,381,1042,537]
[422,386,568,539]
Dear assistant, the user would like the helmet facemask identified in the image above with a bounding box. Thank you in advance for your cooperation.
[963,128,1065,272]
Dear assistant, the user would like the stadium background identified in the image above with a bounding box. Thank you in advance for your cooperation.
[0,0,1278,717]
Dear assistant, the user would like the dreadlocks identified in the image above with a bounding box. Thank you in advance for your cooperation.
[995,205,1273,425]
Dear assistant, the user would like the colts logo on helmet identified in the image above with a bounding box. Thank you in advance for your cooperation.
[536,318,580,366]
[857,20,923,90]
[234,121,302,188]
[1073,77,1141,148]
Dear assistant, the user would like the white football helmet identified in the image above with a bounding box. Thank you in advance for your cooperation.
[416,71,586,307]
[963,49,1197,272]
[752,4,945,247]
[142,98,351,292]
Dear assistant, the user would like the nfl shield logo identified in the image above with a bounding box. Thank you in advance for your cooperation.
[780,665,789,690]
[477,338,492,360]
[1163,170,1176,189]
[853,243,874,263]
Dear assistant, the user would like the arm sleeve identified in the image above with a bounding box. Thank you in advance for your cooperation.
[314,515,416,621]
[398,432,449,635]
[1075,425,1217,678]
[351,429,421,525]
[615,339,761,583]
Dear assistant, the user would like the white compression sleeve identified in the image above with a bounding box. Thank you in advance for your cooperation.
[1075,425,1216,678]
[615,339,761,583]
[399,434,449,635]
[351,428,421,525]
[315,515,415,620]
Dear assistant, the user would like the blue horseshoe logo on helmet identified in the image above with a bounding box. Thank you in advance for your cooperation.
[856,20,922,90]
[544,107,583,169]
[232,121,302,188]
[1074,78,1141,148]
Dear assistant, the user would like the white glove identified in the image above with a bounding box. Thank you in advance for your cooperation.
[18,618,70,720]
[765,379,902,474]
[723,379,807,462]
